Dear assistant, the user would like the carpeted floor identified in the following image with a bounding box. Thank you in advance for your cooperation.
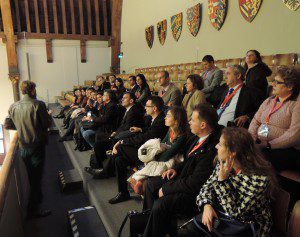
[23,133,106,237]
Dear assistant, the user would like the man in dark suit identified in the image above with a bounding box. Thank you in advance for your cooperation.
[217,65,262,128]
[128,75,139,95]
[142,104,222,237]
[85,92,144,171]
[107,96,168,204]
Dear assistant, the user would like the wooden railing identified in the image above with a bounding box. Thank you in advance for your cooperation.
[0,132,18,218]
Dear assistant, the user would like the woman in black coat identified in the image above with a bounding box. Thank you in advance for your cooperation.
[244,50,272,99]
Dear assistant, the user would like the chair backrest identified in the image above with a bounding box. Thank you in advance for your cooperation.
[288,200,300,237]
[271,186,290,234]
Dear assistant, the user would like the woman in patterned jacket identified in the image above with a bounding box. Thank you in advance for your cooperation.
[195,127,276,237]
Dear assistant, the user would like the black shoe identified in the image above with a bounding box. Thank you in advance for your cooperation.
[108,192,131,204]
[92,169,109,179]
[84,167,103,176]
[28,209,52,219]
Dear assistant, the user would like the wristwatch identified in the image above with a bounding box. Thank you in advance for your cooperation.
[266,142,271,149]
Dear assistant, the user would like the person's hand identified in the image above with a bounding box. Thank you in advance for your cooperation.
[48,110,53,115]
[130,127,142,133]
[110,132,116,137]
[158,188,164,198]
[234,115,249,127]
[256,139,268,149]
[112,141,120,155]
[82,116,87,121]
[202,204,218,232]
[161,169,177,180]
[218,156,234,181]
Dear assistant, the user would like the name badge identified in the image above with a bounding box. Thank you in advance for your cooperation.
[258,124,269,138]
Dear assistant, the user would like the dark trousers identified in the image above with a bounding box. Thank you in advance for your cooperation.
[263,147,300,171]
[94,132,114,168]
[115,144,142,193]
[143,176,198,237]
[20,144,46,209]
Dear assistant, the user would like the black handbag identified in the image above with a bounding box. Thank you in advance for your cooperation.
[191,209,257,237]
[4,117,16,130]
[118,209,151,237]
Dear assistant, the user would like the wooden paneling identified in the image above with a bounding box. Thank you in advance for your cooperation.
[17,32,109,41]
[80,39,86,62]
[86,0,92,35]
[45,39,53,62]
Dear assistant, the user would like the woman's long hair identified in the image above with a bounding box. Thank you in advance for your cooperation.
[136,73,150,91]
[168,106,188,138]
[221,127,277,197]
[116,77,124,89]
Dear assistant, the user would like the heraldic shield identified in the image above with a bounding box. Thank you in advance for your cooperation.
[282,0,300,11]
[157,20,167,45]
[171,13,183,41]
[208,0,228,30]
[145,25,154,49]
[187,3,202,37]
[238,0,263,23]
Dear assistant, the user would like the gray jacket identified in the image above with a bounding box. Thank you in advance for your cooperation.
[159,83,182,106]
[8,94,51,148]
[202,68,224,97]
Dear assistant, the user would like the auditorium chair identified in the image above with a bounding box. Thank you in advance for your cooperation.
[274,53,297,66]
[288,201,300,237]
[84,80,95,86]
[261,55,275,66]
[193,62,204,75]
[270,186,290,236]
[226,58,241,67]
[214,59,227,69]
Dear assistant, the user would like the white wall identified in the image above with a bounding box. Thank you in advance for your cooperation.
[0,43,14,124]
[17,39,111,103]
[121,0,300,73]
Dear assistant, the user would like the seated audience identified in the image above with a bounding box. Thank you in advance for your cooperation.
[187,127,275,237]
[129,106,188,194]
[128,75,139,94]
[98,96,168,204]
[94,76,110,92]
[80,90,118,149]
[157,71,182,107]
[135,73,151,106]
[244,49,272,99]
[218,65,262,128]
[115,77,126,101]
[249,66,300,171]
[201,55,224,98]
[108,75,117,90]
[84,92,144,172]
[182,74,206,119]
[143,104,222,237]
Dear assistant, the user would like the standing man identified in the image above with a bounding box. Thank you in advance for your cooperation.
[201,55,224,98]
[157,71,182,107]
[6,81,52,218]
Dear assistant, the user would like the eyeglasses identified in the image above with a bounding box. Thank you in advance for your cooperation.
[272,79,286,85]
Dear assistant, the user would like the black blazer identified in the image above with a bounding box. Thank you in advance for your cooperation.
[218,85,263,126]
[122,112,168,147]
[94,101,118,132]
[162,126,222,196]
[115,104,145,133]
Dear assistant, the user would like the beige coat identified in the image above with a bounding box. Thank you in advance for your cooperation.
[182,90,206,119]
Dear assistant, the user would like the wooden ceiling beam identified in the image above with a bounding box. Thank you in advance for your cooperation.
[43,0,49,33]
[78,0,84,35]
[13,0,21,33]
[33,0,40,33]
[87,0,92,35]
[94,0,100,36]
[0,0,20,101]
[69,0,75,34]
[102,0,108,36]
[61,0,67,34]
[52,0,58,34]
[24,0,31,32]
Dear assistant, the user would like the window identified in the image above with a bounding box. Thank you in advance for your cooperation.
[0,125,5,164]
